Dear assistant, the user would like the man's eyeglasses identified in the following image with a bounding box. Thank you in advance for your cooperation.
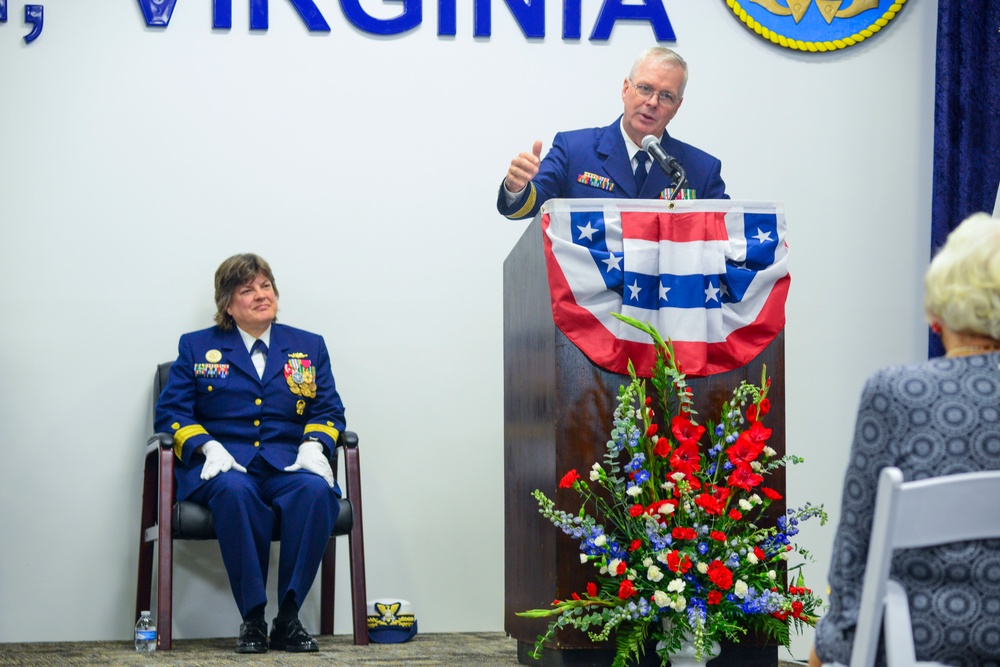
[629,80,680,107]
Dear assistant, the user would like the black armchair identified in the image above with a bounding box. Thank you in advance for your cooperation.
[135,362,368,649]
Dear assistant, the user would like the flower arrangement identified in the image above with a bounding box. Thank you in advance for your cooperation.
[517,316,825,666]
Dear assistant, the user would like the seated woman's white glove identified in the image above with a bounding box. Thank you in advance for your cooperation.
[284,440,335,487]
[200,440,248,480]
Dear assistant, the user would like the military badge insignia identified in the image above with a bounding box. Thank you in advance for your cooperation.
[289,352,308,359]
[366,599,418,643]
[284,358,317,398]
[205,349,223,363]
[724,0,908,52]
[296,399,306,415]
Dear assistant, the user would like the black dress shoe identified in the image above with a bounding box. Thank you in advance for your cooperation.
[236,619,268,654]
[269,618,320,652]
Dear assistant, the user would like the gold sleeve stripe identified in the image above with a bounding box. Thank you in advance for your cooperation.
[173,424,209,459]
[507,183,537,220]
[304,423,340,442]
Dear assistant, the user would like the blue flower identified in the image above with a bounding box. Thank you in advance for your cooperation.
[697,542,708,555]
[633,469,651,484]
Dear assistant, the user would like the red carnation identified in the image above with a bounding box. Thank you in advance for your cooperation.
[618,580,637,599]
[587,582,597,597]
[710,530,727,542]
[695,493,723,515]
[707,591,723,605]
[645,396,652,406]
[616,561,628,575]
[729,508,742,520]
[629,504,644,517]
[753,546,766,561]
[646,423,659,438]
[558,469,580,489]
[666,550,693,574]
[672,526,697,541]
[762,487,783,501]
[772,610,788,621]
[727,463,764,491]
[628,539,642,552]
[707,560,734,590]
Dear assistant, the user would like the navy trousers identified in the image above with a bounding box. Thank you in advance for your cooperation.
[187,455,340,618]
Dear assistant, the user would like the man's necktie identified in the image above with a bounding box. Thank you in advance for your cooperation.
[634,150,649,192]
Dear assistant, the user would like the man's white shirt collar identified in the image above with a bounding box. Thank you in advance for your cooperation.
[619,120,663,167]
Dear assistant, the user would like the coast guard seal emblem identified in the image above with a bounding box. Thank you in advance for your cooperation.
[724,0,908,52]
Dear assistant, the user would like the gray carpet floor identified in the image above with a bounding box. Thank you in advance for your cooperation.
[0,633,806,666]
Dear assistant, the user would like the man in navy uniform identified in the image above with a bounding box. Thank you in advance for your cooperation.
[497,47,728,220]
[156,253,345,653]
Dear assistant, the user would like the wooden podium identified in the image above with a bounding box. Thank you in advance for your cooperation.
[503,210,786,667]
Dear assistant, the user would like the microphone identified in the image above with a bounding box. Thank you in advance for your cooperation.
[641,135,684,181]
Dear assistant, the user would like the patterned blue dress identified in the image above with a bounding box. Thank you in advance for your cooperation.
[814,353,1000,667]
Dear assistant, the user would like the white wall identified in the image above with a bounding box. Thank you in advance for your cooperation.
[0,0,937,659]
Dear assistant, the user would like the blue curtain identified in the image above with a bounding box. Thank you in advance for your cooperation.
[929,0,1000,356]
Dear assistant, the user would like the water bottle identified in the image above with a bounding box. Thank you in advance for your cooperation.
[135,611,157,652]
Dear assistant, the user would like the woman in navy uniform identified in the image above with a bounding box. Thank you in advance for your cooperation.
[156,253,345,654]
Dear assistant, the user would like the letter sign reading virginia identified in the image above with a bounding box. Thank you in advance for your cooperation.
[134,0,676,40]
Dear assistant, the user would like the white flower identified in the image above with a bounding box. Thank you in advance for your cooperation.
[667,578,685,593]
[739,499,753,511]
[647,565,664,583]
[659,504,675,516]
[642,557,653,568]
[763,446,776,457]
[651,434,659,443]
[734,580,749,598]
[697,562,709,574]
[609,559,623,575]
[626,485,642,497]
[779,551,790,561]
[750,494,762,504]
[656,552,670,565]
[750,461,762,472]
[671,472,686,481]
[747,552,759,565]
[670,595,687,612]
[580,554,589,564]
[660,481,675,492]
[593,534,607,547]
[652,590,671,608]
[767,570,777,580]
[590,463,602,481]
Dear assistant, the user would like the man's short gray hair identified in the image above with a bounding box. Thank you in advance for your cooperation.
[629,47,689,97]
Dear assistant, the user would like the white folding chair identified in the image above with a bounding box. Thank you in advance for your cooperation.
[826,466,1000,667]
